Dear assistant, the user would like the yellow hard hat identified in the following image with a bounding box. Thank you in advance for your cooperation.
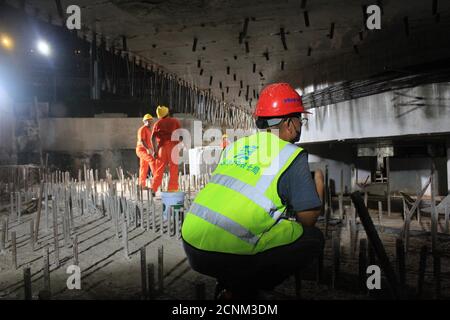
[156,105,169,119]
[222,134,228,138]
[143,114,153,122]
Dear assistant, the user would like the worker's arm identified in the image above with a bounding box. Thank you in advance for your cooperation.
[295,170,324,227]
[140,140,153,154]
[152,135,158,158]
[150,123,159,158]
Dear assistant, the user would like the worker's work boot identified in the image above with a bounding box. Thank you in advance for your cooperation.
[214,282,259,300]
[214,282,232,300]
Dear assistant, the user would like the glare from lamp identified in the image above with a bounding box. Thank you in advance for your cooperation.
[37,40,51,56]
[0,34,14,50]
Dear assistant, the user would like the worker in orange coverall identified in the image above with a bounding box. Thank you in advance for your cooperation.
[151,106,182,194]
[136,114,155,190]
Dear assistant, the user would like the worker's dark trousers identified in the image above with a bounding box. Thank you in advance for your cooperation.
[182,226,324,291]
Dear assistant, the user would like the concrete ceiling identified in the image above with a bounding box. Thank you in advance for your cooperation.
[6,0,450,111]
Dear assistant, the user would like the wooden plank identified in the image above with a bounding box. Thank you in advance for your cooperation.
[402,176,432,253]
[351,191,401,299]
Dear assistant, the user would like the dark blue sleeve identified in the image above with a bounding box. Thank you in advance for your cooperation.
[278,152,322,213]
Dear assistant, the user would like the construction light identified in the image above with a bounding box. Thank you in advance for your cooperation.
[36,40,51,56]
[0,34,14,50]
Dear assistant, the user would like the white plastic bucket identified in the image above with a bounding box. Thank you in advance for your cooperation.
[161,192,185,220]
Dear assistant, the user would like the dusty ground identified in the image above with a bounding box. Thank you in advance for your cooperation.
[0,187,449,300]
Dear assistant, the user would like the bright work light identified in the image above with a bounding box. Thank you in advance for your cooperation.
[0,34,14,50]
[37,40,51,56]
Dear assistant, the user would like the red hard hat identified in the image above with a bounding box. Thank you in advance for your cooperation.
[254,83,310,117]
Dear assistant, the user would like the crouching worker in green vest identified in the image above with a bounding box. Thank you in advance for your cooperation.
[181,83,325,299]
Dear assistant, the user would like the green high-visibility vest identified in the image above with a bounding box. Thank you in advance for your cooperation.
[181,131,304,254]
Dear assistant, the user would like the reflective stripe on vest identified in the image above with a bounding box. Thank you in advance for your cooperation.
[256,143,299,191]
[189,203,259,245]
[210,174,283,220]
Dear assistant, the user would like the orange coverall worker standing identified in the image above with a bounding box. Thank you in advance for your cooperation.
[151,106,182,193]
[136,114,156,189]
